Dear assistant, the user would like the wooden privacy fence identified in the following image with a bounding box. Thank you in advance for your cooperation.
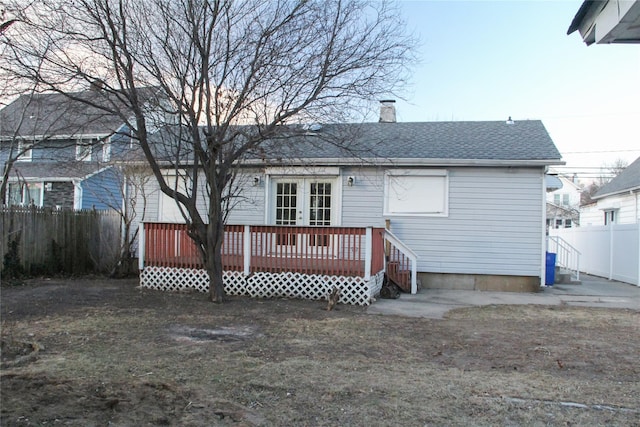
[141,223,385,279]
[1,207,121,276]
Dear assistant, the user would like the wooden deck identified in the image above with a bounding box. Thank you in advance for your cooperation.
[142,223,385,278]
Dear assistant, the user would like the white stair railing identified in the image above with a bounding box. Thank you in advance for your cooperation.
[383,230,419,294]
[547,235,581,281]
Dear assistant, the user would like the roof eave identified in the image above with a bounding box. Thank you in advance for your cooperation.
[593,185,640,200]
[240,157,566,167]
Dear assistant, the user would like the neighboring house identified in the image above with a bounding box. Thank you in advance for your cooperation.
[568,0,640,45]
[546,174,582,229]
[0,87,160,209]
[139,104,564,294]
[580,156,640,225]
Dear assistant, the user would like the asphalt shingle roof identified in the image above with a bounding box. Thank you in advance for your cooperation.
[594,155,640,198]
[257,120,562,162]
[6,162,106,180]
[0,87,158,138]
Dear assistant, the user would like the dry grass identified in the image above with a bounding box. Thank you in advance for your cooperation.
[1,278,639,426]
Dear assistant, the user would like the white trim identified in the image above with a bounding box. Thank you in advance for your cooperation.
[73,181,83,210]
[364,227,372,281]
[383,169,449,217]
[541,171,547,287]
[138,223,145,270]
[0,133,110,142]
[243,225,251,275]
[249,158,564,167]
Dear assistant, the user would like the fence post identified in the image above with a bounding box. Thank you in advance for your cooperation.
[364,227,372,281]
[243,225,251,275]
[609,224,614,281]
[138,222,145,270]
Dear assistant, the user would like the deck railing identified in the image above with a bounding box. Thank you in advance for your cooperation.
[140,223,385,278]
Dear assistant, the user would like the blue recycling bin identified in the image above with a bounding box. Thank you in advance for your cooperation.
[545,252,556,286]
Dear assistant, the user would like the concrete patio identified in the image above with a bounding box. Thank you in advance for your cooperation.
[366,274,640,319]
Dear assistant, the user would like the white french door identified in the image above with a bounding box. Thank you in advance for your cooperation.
[271,178,335,227]
[270,177,337,255]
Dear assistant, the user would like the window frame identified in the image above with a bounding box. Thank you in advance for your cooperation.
[383,169,449,217]
[6,181,44,207]
[75,138,93,161]
[604,209,617,225]
[16,140,33,162]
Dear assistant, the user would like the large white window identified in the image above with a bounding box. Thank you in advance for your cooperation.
[384,169,448,216]
[6,182,43,207]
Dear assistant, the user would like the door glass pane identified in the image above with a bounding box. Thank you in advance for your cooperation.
[309,182,331,226]
[275,182,297,226]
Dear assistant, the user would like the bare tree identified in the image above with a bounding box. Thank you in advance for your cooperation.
[1,0,415,302]
[81,163,153,277]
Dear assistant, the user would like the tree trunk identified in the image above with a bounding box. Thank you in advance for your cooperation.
[206,190,226,303]
[206,223,225,303]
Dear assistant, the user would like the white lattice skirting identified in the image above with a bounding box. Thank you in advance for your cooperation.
[140,267,384,306]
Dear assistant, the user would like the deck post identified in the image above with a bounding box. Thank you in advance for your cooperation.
[411,258,418,294]
[243,225,251,275]
[364,227,372,281]
[138,222,145,270]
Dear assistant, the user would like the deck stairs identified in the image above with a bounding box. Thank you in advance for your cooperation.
[386,261,422,293]
[548,235,581,284]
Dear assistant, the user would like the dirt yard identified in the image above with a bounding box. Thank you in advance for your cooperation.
[1,277,638,426]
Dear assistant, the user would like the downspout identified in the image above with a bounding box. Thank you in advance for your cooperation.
[636,190,640,286]
[540,169,547,287]
[121,167,128,259]
[73,180,82,210]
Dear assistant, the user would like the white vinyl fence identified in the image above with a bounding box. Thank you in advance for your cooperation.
[549,224,639,286]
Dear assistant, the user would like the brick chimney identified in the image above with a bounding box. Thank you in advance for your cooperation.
[379,100,396,123]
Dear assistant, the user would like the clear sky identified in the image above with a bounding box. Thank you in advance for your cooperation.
[394,0,640,181]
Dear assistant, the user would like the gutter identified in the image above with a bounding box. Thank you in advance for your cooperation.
[0,133,111,142]
[239,157,566,168]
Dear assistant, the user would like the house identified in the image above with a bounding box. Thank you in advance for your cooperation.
[546,174,582,229]
[0,87,160,209]
[579,156,640,225]
[568,0,640,45]
[138,103,564,300]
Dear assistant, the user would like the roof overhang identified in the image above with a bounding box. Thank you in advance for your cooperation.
[593,185,640,199]
[239,157,566,168]
[120,158,566,169]
[568,0,640,45]
[0,133,111,142]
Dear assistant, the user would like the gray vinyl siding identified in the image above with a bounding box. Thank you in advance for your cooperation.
[341,166,385,227]
[340,166,545,277]
[226,170,266,225]
[399,167,543,276]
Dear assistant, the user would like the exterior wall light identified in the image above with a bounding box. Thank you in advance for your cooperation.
[347,176,355,186]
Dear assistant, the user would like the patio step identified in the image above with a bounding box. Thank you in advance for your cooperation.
[554,267,581,285]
